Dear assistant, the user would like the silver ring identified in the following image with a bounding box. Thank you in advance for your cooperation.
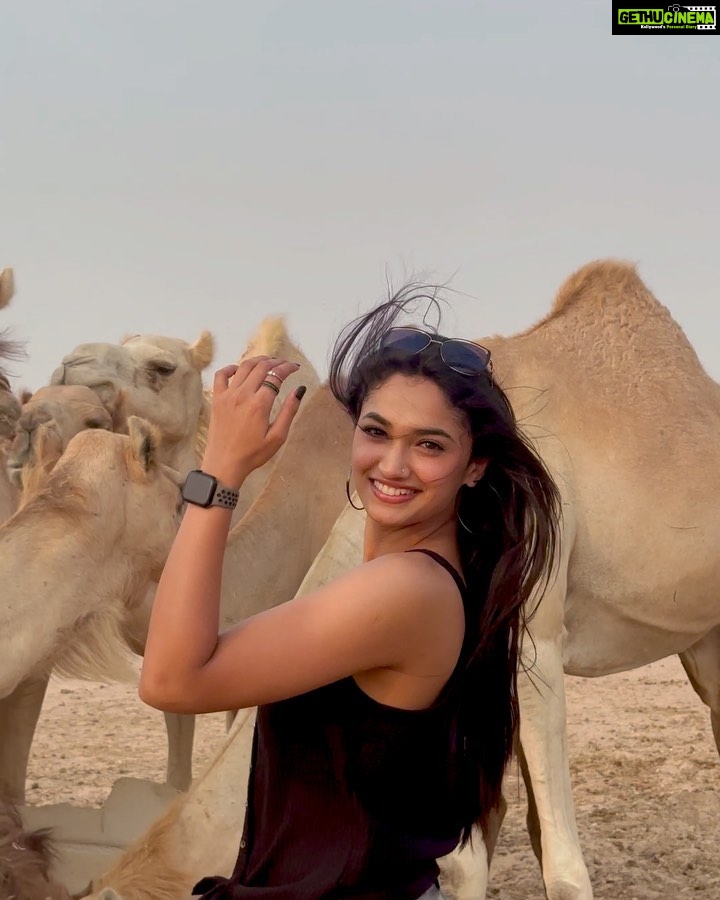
[266,369,283,382]
[260,380,280,396]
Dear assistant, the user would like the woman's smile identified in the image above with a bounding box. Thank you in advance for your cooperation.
[369,478,420,502]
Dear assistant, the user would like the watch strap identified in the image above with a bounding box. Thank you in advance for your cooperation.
[212,484,240,509]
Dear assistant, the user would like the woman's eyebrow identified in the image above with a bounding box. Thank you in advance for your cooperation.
[360,411,455,441]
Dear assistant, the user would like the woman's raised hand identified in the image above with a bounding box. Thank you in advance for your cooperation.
[201,356,306,488]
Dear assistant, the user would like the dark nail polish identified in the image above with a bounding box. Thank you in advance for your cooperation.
[295,385,307,401]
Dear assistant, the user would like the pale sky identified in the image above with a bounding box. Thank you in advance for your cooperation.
[2,1,719,391]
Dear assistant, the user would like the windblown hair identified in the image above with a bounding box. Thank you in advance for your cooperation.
[328,283,561,844]
[0,329,25,388]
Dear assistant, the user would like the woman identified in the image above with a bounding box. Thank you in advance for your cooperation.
[139,285,561,899]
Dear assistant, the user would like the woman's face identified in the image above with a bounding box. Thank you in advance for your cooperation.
[351,373,486,527]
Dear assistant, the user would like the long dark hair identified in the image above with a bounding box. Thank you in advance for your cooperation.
[328,283,561,845]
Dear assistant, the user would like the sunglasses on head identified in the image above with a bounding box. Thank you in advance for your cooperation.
[379,327,493,379]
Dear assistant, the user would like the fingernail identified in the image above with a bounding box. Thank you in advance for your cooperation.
[295,385,307,401]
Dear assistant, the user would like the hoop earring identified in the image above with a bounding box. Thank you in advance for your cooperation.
[457,511,476,535]
[346,472,364,511]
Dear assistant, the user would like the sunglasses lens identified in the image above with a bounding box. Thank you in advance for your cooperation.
[441,340,491,375]
[381,328,432,355]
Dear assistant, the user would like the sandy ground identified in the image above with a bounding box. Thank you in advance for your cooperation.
[27,655,718,900]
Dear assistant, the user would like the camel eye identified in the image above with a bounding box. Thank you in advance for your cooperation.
[148,361,177,376]
[85,419,104,429]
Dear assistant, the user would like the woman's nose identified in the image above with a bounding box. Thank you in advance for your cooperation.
[378,448,410,479]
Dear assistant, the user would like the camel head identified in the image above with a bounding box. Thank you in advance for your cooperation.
[7,385,113,487]
[50,331,215,474]
[31,417,184,581]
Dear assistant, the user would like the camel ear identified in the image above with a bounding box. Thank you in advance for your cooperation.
[106,388,129,434]
[0,267,15,309]
[20,388,33,405]
[189,330,215,371]
[127,416,160,471]
[119,333,141,346]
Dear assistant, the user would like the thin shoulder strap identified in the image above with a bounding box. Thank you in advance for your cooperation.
[405,548,467,596]
[406,549,472,700]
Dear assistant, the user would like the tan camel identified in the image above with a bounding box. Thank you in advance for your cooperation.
[50,317,319,504]
[0,419,182,809]
[0,389,115,806]
[0,417,182,688]
[5,320,318,799]
[6,385,114,492]
[50,331,215,478]
[84,260,720,900]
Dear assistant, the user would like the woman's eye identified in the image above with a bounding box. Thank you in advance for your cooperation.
[419,440,444,452]
[360,426,386,438]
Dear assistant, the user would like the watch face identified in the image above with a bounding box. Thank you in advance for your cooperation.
[182,470,217,507]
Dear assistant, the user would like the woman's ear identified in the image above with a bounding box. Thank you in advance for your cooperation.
[465,459,488,488]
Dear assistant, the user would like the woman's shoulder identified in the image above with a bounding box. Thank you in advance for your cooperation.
[353,549,464,607]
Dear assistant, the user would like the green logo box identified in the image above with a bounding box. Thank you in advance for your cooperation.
[612,3,718,33]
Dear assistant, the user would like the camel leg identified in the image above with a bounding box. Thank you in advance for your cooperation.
[518,640,591,899]
[122,588,195,792]
[436,795,506,899]
[517,556,593,900]
[518,738,543,865]
[679,625,720,756]
[438,828,489,900]
[0,676,49,803]
[163,712,195,791]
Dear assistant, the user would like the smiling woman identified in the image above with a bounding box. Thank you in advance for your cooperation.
[138,282,562,900]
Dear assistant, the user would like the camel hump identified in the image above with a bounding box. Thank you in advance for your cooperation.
[241,316,290,360]
[550,259,649,317]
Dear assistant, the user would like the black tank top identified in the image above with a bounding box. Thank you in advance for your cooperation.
[192,550,470,900]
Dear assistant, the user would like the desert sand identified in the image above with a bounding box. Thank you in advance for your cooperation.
[26,655,718,899]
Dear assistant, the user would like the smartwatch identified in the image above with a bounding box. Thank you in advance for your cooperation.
[181,470,240,510]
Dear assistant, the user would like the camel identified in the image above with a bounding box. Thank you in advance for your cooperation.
[50,318,319,509]
[0,319,318,803]
[84,260,720,900]
[0,390,115,805]
[0,797,71,900]
[6,385,114,493]
[50,331,216,478]
[0,418,182,811]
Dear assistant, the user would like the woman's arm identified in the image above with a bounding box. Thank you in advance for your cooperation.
[139,551,458,714]
[140,356,304,702]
